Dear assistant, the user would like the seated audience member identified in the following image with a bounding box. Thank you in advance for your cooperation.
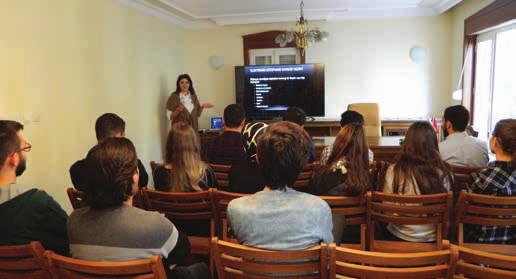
[439,105,488,167]
[282,106,316,162]
[207,104,247,165]
[309,123,372,243]
[228,121,333,250]
[69,113,148,190]
[67,137,208,278]
[228,122,267,194]
[466,119,515,244]
[310,123,372,196]
[153,122,218,192]
[0,120,68,255]
[383,121,453,242]
[320,110,374,165]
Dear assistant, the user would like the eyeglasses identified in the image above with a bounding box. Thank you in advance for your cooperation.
[16,142,32,153]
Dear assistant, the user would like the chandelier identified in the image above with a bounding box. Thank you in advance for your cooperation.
[275,1,329,55]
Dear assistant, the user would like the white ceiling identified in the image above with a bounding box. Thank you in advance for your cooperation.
[119,0,463,28]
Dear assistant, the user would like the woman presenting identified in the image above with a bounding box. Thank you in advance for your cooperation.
[166,74,213,131]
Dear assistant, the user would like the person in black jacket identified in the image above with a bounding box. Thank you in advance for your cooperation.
[228,122,267,194]
[69,113,148,191]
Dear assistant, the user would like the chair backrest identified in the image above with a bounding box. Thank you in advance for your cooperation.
[46,252,167,279]
[209,163,232,189]
[0,241,52,279]
[452,246,516,279]
[450,165,483,198]
[347,103,381,137]
[142,188,215,234]
[293,163,319,192]
[66,187,87,209]
[329,244,452,279]
[367,191,452,252]
[150,161,160,173]
[456,190,516,255]
[212,189,247,240]
[320,195,366,250]
[211,237,327,279]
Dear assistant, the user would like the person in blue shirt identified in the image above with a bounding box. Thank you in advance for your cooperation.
[228,121,333,250]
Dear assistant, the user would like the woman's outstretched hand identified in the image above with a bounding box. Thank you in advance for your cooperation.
[201,103,214,109]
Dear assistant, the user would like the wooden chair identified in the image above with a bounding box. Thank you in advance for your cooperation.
[448,165,482,242]
[450,165,483,200]
[455,190,516,255]
[142,188,215,257]
[66,187,87,209]
[293,162,319,192]
[366,191,452,252]
[209,163,232,190]
[451,245,516,279]
[0,241,52,279]
[211,237,327,279]
[45,251,167,279]
[212,189,247,241]
[329,243,452,279]
[320,195,366,250]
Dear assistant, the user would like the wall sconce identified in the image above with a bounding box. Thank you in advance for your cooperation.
[409,46,427,63]
[210,56,224,70]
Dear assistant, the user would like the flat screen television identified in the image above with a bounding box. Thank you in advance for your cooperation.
[235,64,325,119]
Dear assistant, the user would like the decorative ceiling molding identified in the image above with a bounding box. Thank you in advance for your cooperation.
[118,0,463,29]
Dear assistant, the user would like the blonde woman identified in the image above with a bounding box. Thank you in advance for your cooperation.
[153,122,218,192]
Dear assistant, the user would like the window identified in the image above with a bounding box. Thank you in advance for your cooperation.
[249,48,300,65]
[473,23,516,140]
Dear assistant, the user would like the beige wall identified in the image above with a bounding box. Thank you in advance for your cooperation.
[0,0,186,211]
[449,0,495,99]
[185,15,454,127]
[0,0,497,212]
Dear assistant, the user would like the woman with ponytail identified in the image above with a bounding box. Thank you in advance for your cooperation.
[467,118,515,244]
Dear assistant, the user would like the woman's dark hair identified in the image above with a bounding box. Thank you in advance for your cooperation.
[174,74,196,96]
[282,106,306,126]
[84,137,138,209]
[492,119,516,164]
[257,121,311,190]
[392,121,453,195]
[340,110,364,127]
[323,123,370,196]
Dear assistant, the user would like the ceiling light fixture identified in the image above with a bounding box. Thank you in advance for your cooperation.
[275,1,329,55]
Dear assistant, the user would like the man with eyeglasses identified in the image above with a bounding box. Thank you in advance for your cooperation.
[0,120,69,255]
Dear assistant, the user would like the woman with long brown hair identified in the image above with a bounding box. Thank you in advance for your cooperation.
[309,123,372,244]
[153,122,218,192]
[309,123,371,196]
[383,121,453,242]
[166,74,213,132]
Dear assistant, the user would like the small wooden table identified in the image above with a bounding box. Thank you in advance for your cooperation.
[312,136,403,162]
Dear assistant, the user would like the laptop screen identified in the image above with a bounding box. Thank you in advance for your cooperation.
[210,117,223,130]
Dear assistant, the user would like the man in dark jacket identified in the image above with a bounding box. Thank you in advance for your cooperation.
[69,113,148,190]
[0,120,69,255]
